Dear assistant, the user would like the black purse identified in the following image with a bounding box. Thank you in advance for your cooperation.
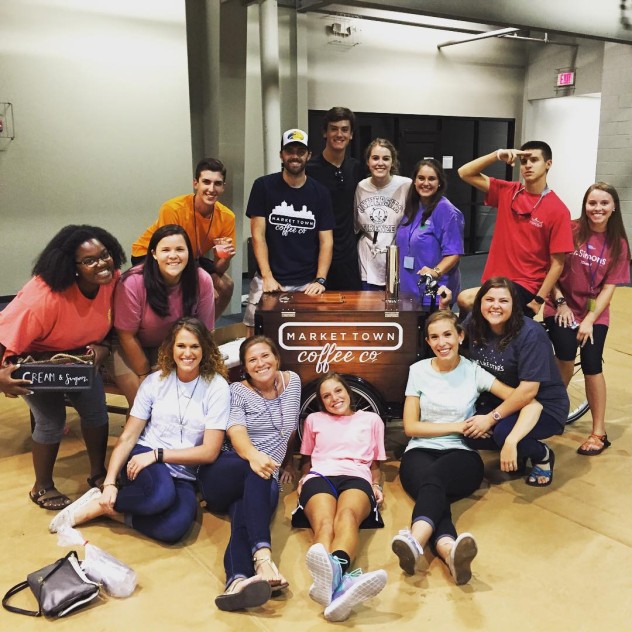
[2,551,100,618]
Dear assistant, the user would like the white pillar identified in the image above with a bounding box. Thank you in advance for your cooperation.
[259,0,282,174]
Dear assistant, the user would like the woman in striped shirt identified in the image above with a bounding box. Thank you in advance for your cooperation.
[198,335,300,612]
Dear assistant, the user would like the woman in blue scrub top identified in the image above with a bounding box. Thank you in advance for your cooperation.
[395,159,464,306]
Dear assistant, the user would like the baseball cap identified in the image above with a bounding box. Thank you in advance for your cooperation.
[281,128,309,149]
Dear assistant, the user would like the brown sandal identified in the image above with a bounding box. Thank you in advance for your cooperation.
[577,433,611,456]
[29,486,71,510]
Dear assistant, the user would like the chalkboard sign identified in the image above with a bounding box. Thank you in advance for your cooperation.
[12,363,96,391]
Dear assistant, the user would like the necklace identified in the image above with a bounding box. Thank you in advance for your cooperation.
[176,375,201,440]
[253,373,285,436]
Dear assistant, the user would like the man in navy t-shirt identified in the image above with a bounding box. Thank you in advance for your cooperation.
[244,128,335,328]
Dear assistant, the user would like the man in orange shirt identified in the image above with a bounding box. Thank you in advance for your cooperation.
[132,158,236,317]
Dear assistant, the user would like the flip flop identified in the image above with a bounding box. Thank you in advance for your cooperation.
[215,576,271,612]
[29,486,71,510]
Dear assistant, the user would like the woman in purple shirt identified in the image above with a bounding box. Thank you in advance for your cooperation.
[112,224,215,406]
[396,159,464,306]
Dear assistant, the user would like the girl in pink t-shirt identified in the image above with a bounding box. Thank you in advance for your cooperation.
[297,373,387,623]
[112,224,215,406]
[545,182,630,455]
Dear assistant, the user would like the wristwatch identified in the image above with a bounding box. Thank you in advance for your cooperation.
[555,297,567,306]
[314,277,327,288]
[491,410,502,422]
[432,267,441,277]
[532,295,545,305]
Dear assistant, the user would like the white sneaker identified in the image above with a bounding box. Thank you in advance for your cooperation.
[447,532,478,585]
[391,528,424,575]
[306,543,343,606]
[323,569,387,622]
[49,487,101,534]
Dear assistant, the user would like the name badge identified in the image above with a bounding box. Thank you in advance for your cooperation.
[403,256,415,270]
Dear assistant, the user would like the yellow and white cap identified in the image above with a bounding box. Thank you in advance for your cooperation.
[281,128,309,149]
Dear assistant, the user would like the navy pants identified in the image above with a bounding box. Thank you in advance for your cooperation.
[465,409,563,463]
[399,447,484,544]
[198,450,279,586]
[115,444,198,544]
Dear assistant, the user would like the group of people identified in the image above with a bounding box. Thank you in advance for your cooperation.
[0,104,629,622]
[243,108,467,330]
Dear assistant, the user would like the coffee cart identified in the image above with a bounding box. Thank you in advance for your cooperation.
[254,290,429,430]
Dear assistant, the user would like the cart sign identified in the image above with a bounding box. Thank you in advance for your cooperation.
[279,322,403,373]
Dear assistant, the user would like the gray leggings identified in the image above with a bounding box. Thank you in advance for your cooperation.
[25,374,108,443]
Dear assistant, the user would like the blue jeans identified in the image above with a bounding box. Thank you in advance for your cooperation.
[361,281,385,291]
[26,373,108,443]
[198,450,279,586]
[115,445,198,544]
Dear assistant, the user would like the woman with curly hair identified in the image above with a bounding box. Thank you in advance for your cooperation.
[112,224,215,406]
[0,224,126,509]
[49,317,230,543]
[354,138,411,290]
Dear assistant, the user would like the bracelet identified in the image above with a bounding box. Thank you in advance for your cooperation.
[157,448,164,464]
[100,482,117,492]
[433,266,441,277]
[372,483,383,492]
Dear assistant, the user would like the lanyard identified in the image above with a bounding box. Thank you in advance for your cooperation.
[587,233,607,294]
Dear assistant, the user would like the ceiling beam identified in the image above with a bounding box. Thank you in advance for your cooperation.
[296,0,632,43]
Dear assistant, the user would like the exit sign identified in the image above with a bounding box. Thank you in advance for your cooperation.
[556,71,575,87]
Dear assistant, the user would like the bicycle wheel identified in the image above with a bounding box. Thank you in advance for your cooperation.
[298,376,385,441]
[567,356,589,424]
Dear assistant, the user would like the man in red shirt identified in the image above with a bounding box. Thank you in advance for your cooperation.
[457,141,574,316]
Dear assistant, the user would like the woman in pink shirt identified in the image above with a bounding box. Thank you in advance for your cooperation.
[544,182,630,455]
[296,373,387,623]
[112,224,215,406]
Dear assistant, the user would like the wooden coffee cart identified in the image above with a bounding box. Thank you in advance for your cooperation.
[254,291,429,430]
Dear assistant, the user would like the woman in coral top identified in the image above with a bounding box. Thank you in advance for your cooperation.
[0,225,125,509]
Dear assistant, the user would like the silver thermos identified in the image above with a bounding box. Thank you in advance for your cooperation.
[385,244,399,304]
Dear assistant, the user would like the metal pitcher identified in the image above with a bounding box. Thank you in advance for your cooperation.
[385,244,399,304]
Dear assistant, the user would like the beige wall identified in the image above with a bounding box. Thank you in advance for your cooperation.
[0,0,192,295]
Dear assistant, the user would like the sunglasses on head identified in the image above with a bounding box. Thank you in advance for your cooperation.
[510,187,550,218]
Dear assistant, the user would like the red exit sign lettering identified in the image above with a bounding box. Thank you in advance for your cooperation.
[556,71,575,87]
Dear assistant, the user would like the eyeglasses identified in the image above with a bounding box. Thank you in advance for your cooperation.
[334,168,344,188]
[76,250,112,267]
[510,187,549,218]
